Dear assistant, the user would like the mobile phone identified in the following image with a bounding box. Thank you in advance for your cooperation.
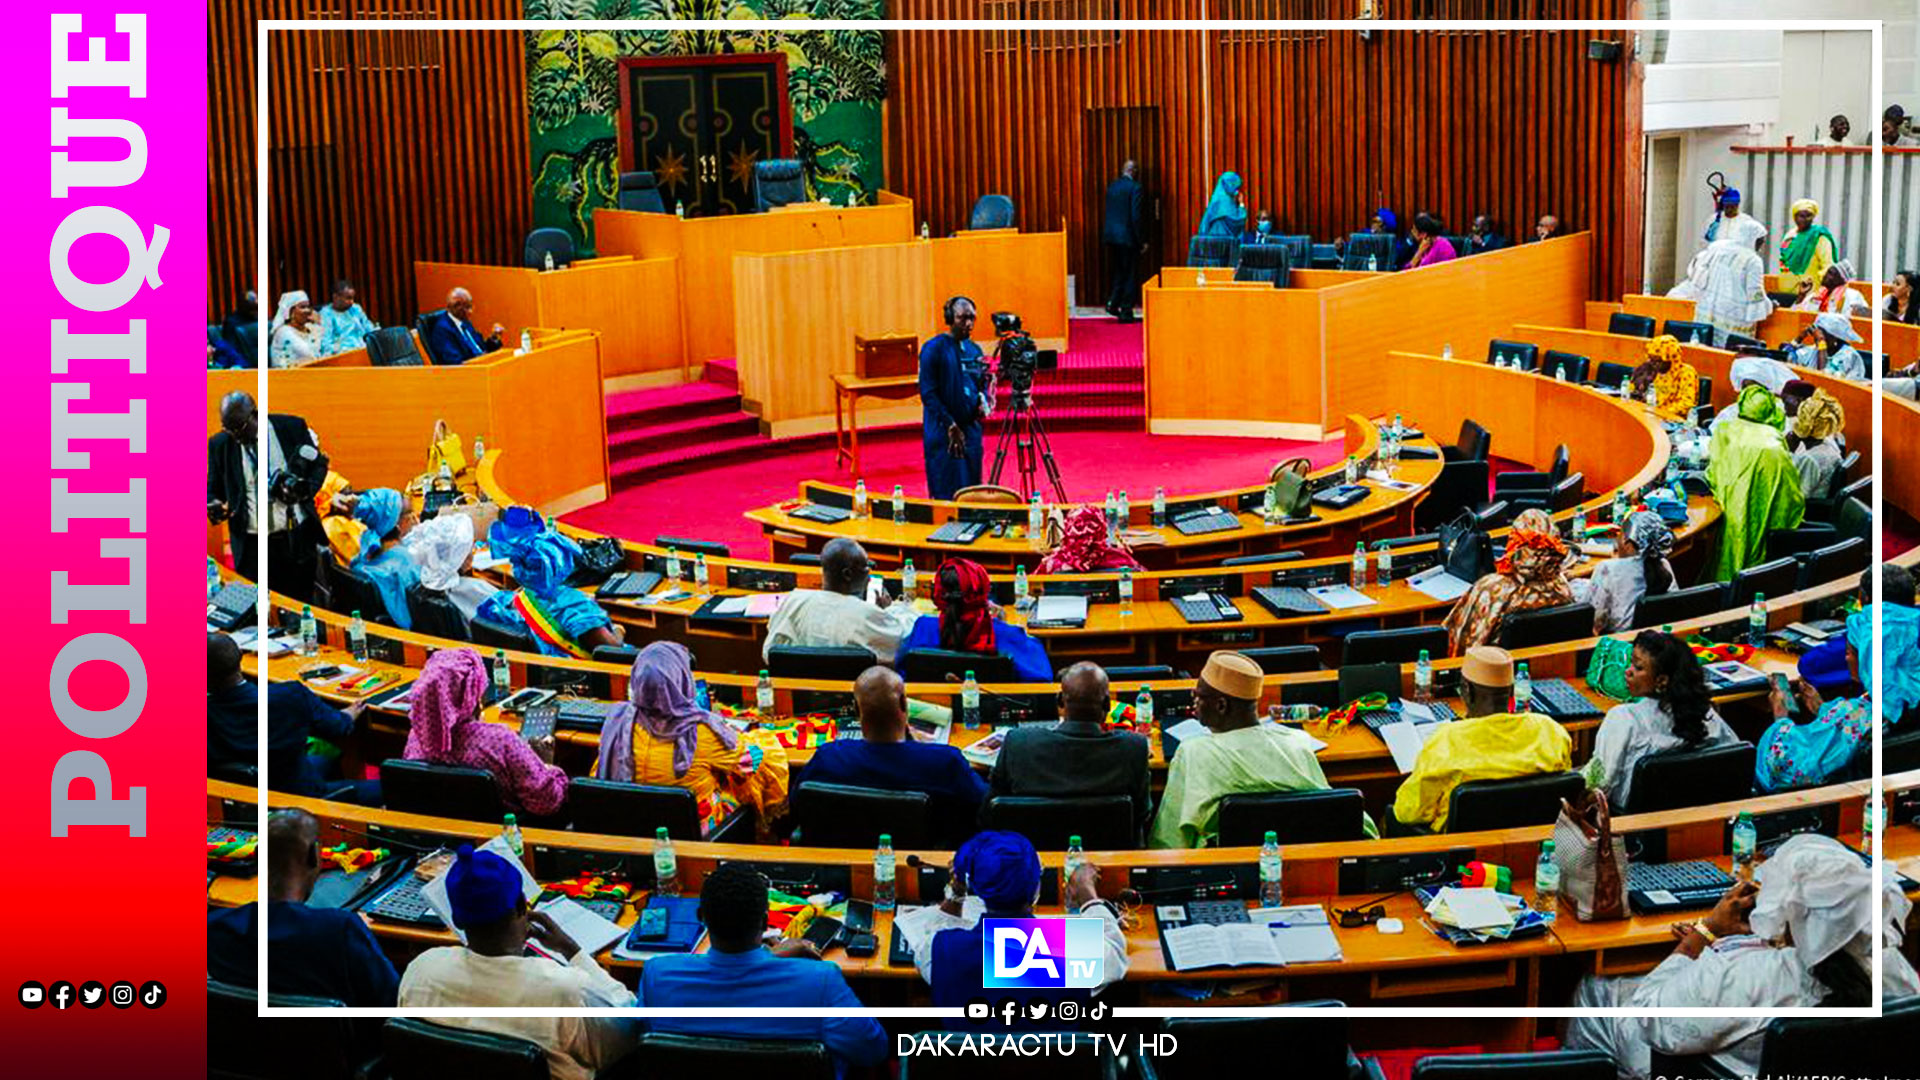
[843,899,875,934]
[633,906,669,941]
[520,702,558,743]
[845,931,878,958]
[1770,672,1799,717]
[694,679,712,710]
[302,665,343,680]
[802,915,844,952]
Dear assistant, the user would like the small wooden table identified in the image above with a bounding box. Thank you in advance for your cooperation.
[831,372,920,476]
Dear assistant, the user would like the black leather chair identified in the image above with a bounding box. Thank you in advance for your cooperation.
[1237,645,1325,673]
[523,226,574,270]
[1486,340,1538,370]
[1634,581,1730,629]
[1187,234,1238,268]
[1342,626,1448,666]
[1540,349,1589,383]
[566,776,746,842]
[1221,550,1305,565]
[366,325,424,367]
[1342,232,1394,271]
[1623,742,1755,813]
[1547,472,1587,512]
[382,1017,547,1080]
[1142,1009,1358,1080]
[1094,664,1180,681]
[405,584,470,641]
[1607,311,1656,338]
[1498,601,1595,650]
[902,1032,1113,1080]
[982,794,1134,850]
[1337,661,1402,703]
[1309,241,1339,268]
[1833,495,1871,543]
[1493,444,1569,507]
[1444,771,1585,832]
[592,643,639,666]
[413,308,453,365]
[1413,459,1491,532]
[1235,243,1292,286]
[1886,728,1920,772]
[379,758,505,823]
[1441,418,1492,463]
[1797,535,1869,588]
[968,194,1015,230]
[1274,234,1312,267]
[210,761,260,788]
[1592,359,1634,389]
[751,159,807,211]
[1722,332,1766,352]
[1726,556,1800,610]
[1218,789,1370,845]
[207,979,362,1080]
[228,319,261,364]
[655,534,730,558]
[1405,1049,1617,1080]
[617,170,667,213]
[767,645,875,681]
[902,649,1016,683]
[1663,318,1714,344]
[1650,997,1920,1080]
[792,781,933,848]
[469,612,538,653]
[331,563,389,625]
[1809,473,1871,524]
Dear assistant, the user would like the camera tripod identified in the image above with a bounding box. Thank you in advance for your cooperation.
[987,382,1068,504]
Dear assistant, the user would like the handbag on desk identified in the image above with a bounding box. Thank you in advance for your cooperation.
[1439,510,1493,581]
[1552,789,1629,921]
[427,419,467,476]
[1268,457,1314,519]
[1586,635,1635,701]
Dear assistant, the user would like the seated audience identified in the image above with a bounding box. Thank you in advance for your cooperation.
[1792,259,1870,316]
[918,831,1129,1020]
[1886,103,1918,146]
[1787,311,1866,381]
[1568,835,1908,1078]
[1708,385,1806,580]
[1531,214,1562,242]
[763,537,916,662]
[636,864,888,1074]
[1708,353,1793,433]
[1626,334,1700,420]
[1757,611,1875,792]
[1784,382,1846,502]
[1390,646,1572,832]
[1584,630,1737,809]
[896,557,1052,681]
[1405,212,1457,268]
[1151,651,1375,848]
[403,647,568,817]
[1036,505,1144,574]
[1336,207,1416,268]
[798,667,987,846]
[1443,509,1574,655]
[1883,268,1918,325]
[1571,510,1674,634]
[424,286,504,365]
[268,290,323,367]
[405,512,499,622]
[476,511,622,657]
[1777,198,1838,296]
[313,471,365,566]
[985,661,1150,837]
[1242,208,1276,245]
[1198,171,1246,237]
[207,632,379,804]
[207,809,399,1007]
[316,279,376,356]
[398,845,637,1080]
[350,487,420,629]
[1466,214,1511,253]
[592,642,790,838]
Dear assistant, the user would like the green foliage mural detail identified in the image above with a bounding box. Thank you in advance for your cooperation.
[525,0,886,255]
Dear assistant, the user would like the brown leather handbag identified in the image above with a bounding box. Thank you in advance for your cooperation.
[1552,788,1629,921]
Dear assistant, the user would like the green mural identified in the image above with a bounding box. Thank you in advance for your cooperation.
[524,0,886,254]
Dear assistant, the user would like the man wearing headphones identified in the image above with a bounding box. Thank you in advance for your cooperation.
[918,296,989,499]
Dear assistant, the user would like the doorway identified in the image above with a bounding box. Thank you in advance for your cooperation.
[1082,106,1161,309]
[618,53,794,217]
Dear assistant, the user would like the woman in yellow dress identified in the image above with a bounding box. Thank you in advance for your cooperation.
[1777,198,1839,297]
[1626,334,1700,421]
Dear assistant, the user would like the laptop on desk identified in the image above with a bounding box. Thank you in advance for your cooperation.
[1028,594,1089,629]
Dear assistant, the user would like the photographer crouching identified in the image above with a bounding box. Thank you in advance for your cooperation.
[208,391,329,601]
[919,296,992,500]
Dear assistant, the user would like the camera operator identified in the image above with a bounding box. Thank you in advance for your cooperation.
[208,390,327,601]
[919,296,990,500]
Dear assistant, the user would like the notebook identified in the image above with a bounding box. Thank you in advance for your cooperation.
[1161,922,1286,971]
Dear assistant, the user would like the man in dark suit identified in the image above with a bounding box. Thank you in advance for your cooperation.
[919,296,987,500]
[985,662,1152,843]
[1102,160,1147,323]
[423,286,504,365]
[207,391,326,600]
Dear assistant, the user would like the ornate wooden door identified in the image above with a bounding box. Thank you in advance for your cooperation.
[619,54,792,217]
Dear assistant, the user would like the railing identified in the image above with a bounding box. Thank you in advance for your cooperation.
[1729,145,1920,279]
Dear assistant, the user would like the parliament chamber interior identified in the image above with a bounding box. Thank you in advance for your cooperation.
[204,8,1920,1080]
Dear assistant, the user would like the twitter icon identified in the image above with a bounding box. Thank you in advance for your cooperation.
[80,981,106,1009]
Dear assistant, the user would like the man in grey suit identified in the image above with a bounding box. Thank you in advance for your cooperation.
[1102,160,1147,323]
[985,662,1152,843]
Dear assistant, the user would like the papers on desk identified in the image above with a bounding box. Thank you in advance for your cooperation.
[1031,594,1089,628]
[712,593,783,618]
[640,587,695,606]
[229,625,294,657]
[1306,584,1377,610]
[1366,470,1421,491]
[1425,887,1513,932]
[960,730,1006,768]
[471,545,510,573]
[421,835,541,945]
[300,663,364,686]
[1260,719,1329,754]
[1407,565,1472,602]
[893,896,985,961]
[1163,718,1211,746]
[1378,720,1446,774]
[1247,905,1345,964]
[1162,922,1287,971]
[527,896,627,961]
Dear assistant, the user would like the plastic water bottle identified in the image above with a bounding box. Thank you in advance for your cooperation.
[653,827,679,896]
[1014,565,1031,609]
[1116,489,1130,528]
[1612,489,1630,525]
[874,835,897,910]
[1514,661,1533,712]
[1135,685,1154,729]
[902,558,917,600]
[1153,486,1167,527]
[348,610,368,662]
[1441,342,1454,361]
[543,249,555,272]
[920,221,930,240]
[1277,703,1322,723]
[892,484,906,525]
[1748,593,1767,646]
[1535,841,1560,915]
[666,546,683,584]
[473,435,485,463]
[1065,835,1086,880]
[1571,504,1587,540]
[854,478,868,519]
[1119,570,1134,616]
[1392,413,1405,440]
[493,649,511,699]
[1259,832,1285,906]
[1666,452,1683,492]
[520,329,533,354]
[502,813,523,857]
[846,189,859,208]
[1351,543,1367,588]
[693,552,709,590]
[961,670,981,729]
[1370,252,1382,272]
[299,605,318,656]
[1103,489,1118,530]
[1644,382,1659,414]
[1376,542,1393,587]
[1262,484,1279,526]
[674,199,685,219]
[1196,269,1208,287]
[1344,455,1358,485]
[1413,649,1433,704]
[1028,492,1044,538]
[756,669,775,713]
[1732,811,1757,880]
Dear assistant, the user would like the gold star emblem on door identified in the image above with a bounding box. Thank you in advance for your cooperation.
[654,146,688,194]
[726,144,761,189]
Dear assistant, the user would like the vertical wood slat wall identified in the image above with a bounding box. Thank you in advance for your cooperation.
[208,1,530,326]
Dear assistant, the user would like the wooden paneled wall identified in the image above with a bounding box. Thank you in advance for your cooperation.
[208,2,531,326]
[886,2,1641,300]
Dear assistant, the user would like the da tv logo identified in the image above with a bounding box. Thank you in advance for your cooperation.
[982,918,1104,988]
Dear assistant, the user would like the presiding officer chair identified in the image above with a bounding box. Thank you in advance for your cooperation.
[617,170,667,213]
[968,194,1015,230]
[751,159,807,211]
[522,227,574,270]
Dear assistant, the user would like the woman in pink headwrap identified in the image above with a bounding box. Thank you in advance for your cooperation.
[593,641,789,838]
[1036,506,1144,574]
[402,648,569,817]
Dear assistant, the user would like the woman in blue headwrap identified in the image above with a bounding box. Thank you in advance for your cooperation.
[474,508,622,657]
[350,487,420,629]
[1870,601,1920,733]
[1756,610,1877,792]
[1198,172,1247,237]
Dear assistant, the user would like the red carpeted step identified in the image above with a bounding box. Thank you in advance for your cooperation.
[608,410,761,463]
[613,430,775,487]
[606,381,742,433]
[703,357,739,390]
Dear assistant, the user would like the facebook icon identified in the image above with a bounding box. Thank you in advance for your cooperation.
[981,918,1105,988]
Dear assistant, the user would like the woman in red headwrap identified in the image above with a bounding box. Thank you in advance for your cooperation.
[894,558,1054,681]
[1036,506,1145,575]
